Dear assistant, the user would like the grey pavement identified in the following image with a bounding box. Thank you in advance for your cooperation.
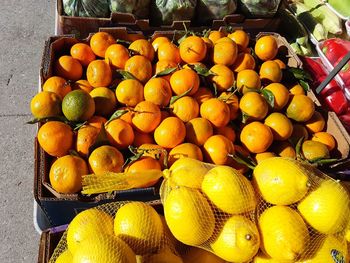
[0,1,55,262]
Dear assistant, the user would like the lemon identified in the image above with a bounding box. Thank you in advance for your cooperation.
[90,87,117,117]
[211,215,260,262]
[253,251,291,262]
[164,187,215,246]
[301,140,330,161]
[259,206,309,261]
[345,222,350,242]
[297,180,350,234]
[182,247,226,263]
[114,202,164,255]
[202,166,256,214]
[72,235,136,263]
[67,209,114,254]
[30,91,62,118]
[167,158,214,189]
[296,235,348,263]
[141,249,183,263]
[62,90,95,122]
[55,250,73,263]
[253,157,309,205]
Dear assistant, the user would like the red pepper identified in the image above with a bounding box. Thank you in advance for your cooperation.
[299,56,326,85]
[339,107,350,132]
[322,39,349,65]
[335,56,350,87]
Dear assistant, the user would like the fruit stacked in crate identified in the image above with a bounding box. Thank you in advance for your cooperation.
[30,29,346,197]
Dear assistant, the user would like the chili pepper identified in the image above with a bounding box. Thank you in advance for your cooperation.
[322,38,349,65]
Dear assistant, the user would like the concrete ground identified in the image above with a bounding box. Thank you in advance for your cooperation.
[0,0,55,262]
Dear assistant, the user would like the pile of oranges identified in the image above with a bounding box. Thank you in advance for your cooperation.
[31,30,337,195]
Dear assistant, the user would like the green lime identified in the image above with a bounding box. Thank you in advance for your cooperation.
[62,90,95,122]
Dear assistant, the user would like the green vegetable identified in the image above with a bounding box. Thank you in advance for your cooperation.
[151,0,197,25]
[328,0,350,18]
[109,0,150,18]
[304,0,342,35]
[291,1,327,41]
[63,0,110,17]
[238,0,282,18]
[194,0,237,25]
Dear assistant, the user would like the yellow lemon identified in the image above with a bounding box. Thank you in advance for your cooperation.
[141,249,183,263]
[253,157,309,205]
[55,250,73,263]
[67,209,114,254]
[259,206,309,261]
[202,166,256,214]
[211,215,260,262]
[297,180,350,234]
[164,187,215,246]
[72,235,136,263]
[114,202,164,255]
[167,158,214,189]
[182,247,226,263]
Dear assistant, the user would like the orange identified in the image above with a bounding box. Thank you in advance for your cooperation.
[55,55,83,81]
[170,68,200,95]
[311,132,336,151]
[218,92,240,120]
[62,90,95,122]
[42,76,71,99]
[70,43,96,67]
[38,121,74,157]
[154,60,177,82]
[90,32,116,58]
[254,35,278,61]
[272,141,296,158]
[158,42,181,64]
[193,87,214,105]
[203,135,234,165]
[105,44,130,69]
[273,59,287,69]
[228,30,249,51]
[116,79,144,107]
[76,125,100,158]
[89,145,124,174]
[255,152,276,163]
[236,69,261,94]
[72,80,94,93]
[290,124,309,146]
[208,31,226,44]
[232,53,256,72]
[185,117,213,146]
[209,65,235,92]
[305,111,325,133]
[129,39,155,61]
[289,84,305,95]
[168,143,203,165]
[152,36,171,52]
[302,140,330,161]
[264,83,289,111]
[154,117,186,148]
[214,125,236,142]
[124,55,153,84]
[90,87,117,117]
[286,94,315,122]
[133,131,155,147]
[30,91,61,118]
[137,144,167,168]
[264,112,293,141]
[132,101,161,133]
[179,36,207,63]
[144,78,172,107]
[240,121,273,153]
[259,60,282,83]
[239,92,268,121]
[49,155,88,194]
[212,39,238,66]
[87,60,112,88]
[87,116,107,129]
[119,107,134,125]
[200,98,230,128]
[171,96,199,122]
[106,119,134,149]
